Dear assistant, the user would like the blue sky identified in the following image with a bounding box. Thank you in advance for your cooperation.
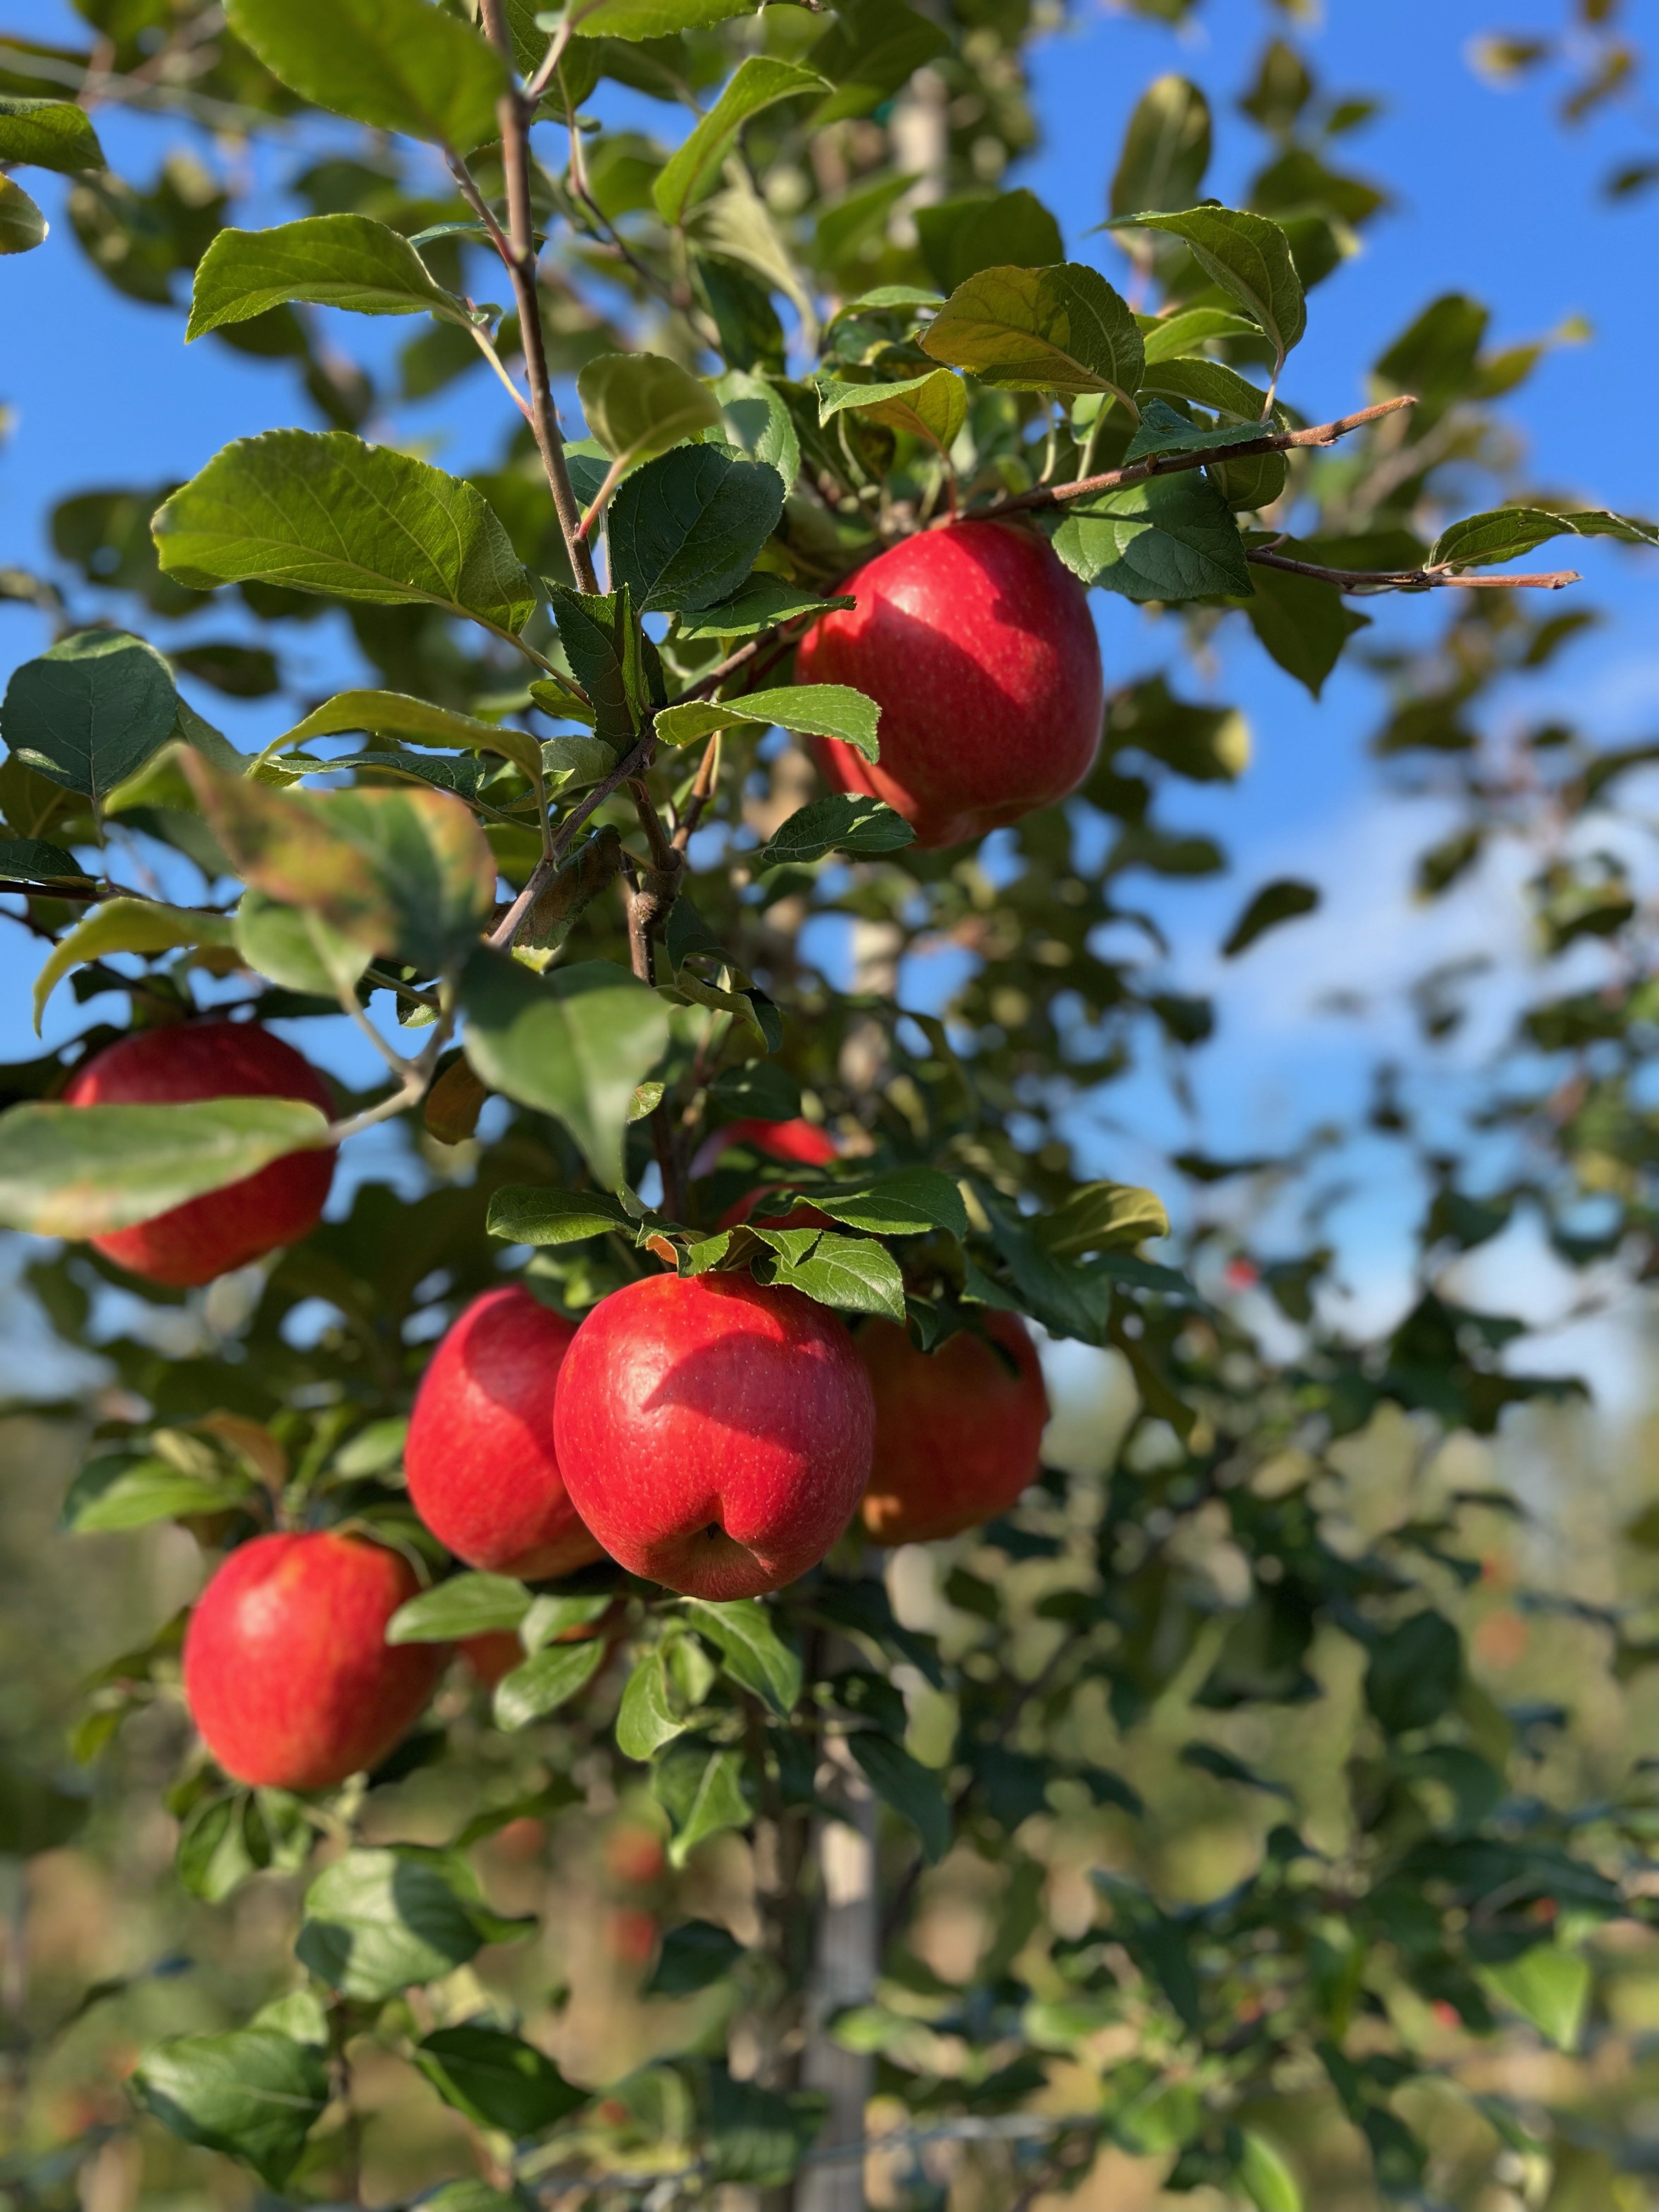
[1,0,1655,1397]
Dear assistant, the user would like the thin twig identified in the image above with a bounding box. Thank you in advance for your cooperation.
[672,733,723,853]
[487,732,655,951]
[474,2,599,593]
[1245,546,1581,594]
[983,394,1414,520]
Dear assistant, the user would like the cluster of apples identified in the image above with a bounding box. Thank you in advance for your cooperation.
[66,1041,1048,1795]
[60,518,1097,1794]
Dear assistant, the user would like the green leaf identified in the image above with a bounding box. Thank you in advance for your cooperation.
[1364,1611,1462,1735]
[653,58,828,225]
[184,758,498,974]
[616,1649,690,1760]
[565,0,758,34]
[0,1097,332,1239]
[270,688,541,779]
[153,430,535,639]
[1126,393,1270,460]
[682,1599,802,1716]
[1234,543,1369,698]
[0,836,92,883]
[1110,76,1211,218]
[577,352,723,485]
[676,579,854,640]
[1034,1181,1169,1258]
[814,1169,968,1240]
[764,1232,907,1321]
[607,444,785,614]
[413,2022,587,2136]
[32,897,236,1035]
[461,949,672,1190]
[915,189,1065,294]
[1050,471,1251,601]
[546,582,654,749]
[1429,505,1658,570]
[0,175,48,255]
[224,0,508,152]
[848,1735,950,1862]
[1139,306,1260,364]
[713,369,800,492]
[815,368,967,454]
[921,263,1144,406]
[1476,1945,1592,2051]
[189,217,469,342]
[296,1847,531,2004]
[0,94,105,173]
[757,794,915,869]
[652,1740,751,1866]
[131,2029,329,2190]
[387,1574,532,1644]
[64,1455,255,1533]
[234,893,374,998]
[645,1918,743,1996]
[1222,877,1320,957]
[654,682,880,761]
[809,0,949,124]
[1236,2129,1304,2212]
[492,1635,607,1730]
[1109,205,1305,369]
[1,630,179,805]
[486,1183,636,1245]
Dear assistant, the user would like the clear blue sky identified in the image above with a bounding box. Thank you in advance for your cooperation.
[1,0,1654,1389]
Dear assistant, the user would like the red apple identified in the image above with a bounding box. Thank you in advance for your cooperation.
[797,519,1103,849]
[182,1531,445,1791]
[689,1116,839,1181]
[406,1285,603,1579]
[858,1312,1048,1544]
[552,1271,874,1600]
[62,1020,335,1286]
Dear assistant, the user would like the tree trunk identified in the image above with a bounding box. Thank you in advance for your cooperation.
[793,1736,878,2212]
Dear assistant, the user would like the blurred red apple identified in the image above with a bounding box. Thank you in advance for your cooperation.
[858,1311,1048,1544]
[689,1115,839,1181]
[63,1020,335,1286]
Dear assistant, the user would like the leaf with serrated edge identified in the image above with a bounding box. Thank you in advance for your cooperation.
[758,794,915,868]
[816,369,967,454]
[386,1574,531,1644]
[607,445,785,614]
[153,430,535,639]
[0,176,48,254]
[1109,206,1305,368]
[189,217,469,340]
[1035,1181,1169,1257]
[653,58,829,226]
[131,2029,328,2190]
[486,1184,636,1246]
[813,1169,968,1240]
[33,898,235,1035]
[656,683,879,760]
[268,689,540,778]
[1049,471,1252,602]
[493,1637,607,1730]
[616,1650,688,1760]
[461,950,671,1191]
[0,94,105,173]
[681,1599,802,1716]
[1,631,178,805]
[676,580,854,640]
[765,1233,907,1320]
[577,352,722,475]
[921,263,1143,405]
[0,1099,332,1239]
[224,0,507,152]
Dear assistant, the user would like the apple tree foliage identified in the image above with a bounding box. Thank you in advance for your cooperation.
[0,2,1655,2208]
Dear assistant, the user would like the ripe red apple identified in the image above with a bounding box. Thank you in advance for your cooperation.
[405,1285,603,1579]
[689,1116,839,1181]
[62,1020,335,1287]
[552,1271,874,1600]
[797,519,1103,849]
[182,1531,445,1791]
[857,1311,1049,1544]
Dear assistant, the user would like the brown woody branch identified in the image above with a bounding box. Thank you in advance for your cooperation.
[1245,545,1581,594]
[473,1,598,594]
